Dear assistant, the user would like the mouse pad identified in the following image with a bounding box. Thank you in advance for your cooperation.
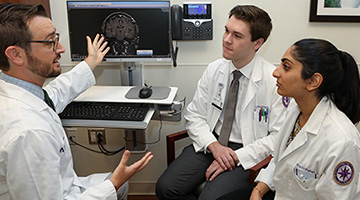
[125,86,171,100]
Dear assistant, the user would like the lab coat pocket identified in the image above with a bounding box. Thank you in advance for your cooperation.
[293,174,317,191]
[254,106,268,133]
[292,165,318,190]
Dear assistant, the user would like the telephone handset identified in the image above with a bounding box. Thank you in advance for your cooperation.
[171,5,183,40]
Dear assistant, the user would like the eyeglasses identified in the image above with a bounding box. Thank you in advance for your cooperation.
[23,33,60,51]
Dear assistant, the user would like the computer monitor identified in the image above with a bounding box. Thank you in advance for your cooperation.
[67,1,171,63]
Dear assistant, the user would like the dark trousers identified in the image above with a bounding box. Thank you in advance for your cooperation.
[216,187,275,200]
[156,143,253,200]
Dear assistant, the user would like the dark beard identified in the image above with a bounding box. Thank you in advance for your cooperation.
[27,52,61,78]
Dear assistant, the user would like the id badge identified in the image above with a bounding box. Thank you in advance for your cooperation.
[293,163,318,182]
[212,82,224,111]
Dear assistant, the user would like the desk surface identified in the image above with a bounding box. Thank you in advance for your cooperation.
[61,86,177,129]
[75,86,178,105]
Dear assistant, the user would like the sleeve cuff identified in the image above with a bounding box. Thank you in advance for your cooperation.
[77,61,96,87]
[255,161,275,190]
[203,139,217,154]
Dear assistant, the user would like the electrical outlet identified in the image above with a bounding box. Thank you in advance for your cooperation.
[64,128,77,145]
[88,128,106,145]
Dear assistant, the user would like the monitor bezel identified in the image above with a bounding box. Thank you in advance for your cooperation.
[66,0,172,63]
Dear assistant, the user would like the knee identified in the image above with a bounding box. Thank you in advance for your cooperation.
[155,175,169,199]
[157,173,185,200]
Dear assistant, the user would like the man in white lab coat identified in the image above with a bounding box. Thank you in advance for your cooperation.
[156,5,287,200]
[0,3,153,200]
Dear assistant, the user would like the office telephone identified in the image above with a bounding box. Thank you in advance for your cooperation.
[171,2,213,40]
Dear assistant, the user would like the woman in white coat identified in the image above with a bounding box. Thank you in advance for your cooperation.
[250,39,360,199]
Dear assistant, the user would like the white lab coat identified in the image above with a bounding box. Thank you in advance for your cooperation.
[0,62,118,200]
[256,97,360,199]
[185,54,288,169]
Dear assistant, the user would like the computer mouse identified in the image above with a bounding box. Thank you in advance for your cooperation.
[139,87,153,98]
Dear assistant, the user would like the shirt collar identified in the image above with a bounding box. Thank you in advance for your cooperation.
[229,56,255,79]
[0,71,44,100]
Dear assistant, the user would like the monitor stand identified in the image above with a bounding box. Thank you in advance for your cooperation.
[120,62,143,86]
[124,130,147,153]
[121,62,147,152]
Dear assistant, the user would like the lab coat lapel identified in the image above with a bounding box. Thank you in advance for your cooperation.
[241,56,261,112]
[277,97,328,162]
[219,66,228,111]
[279,129,308,161]
[209,64,228,131]
[242,80,257,112]
[276,106,302,161]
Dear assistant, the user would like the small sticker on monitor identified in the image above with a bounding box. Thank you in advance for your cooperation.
[137,50,153,56]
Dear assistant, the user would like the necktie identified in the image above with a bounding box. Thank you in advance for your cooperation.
[218,70,242,146]
[43,89,56,111]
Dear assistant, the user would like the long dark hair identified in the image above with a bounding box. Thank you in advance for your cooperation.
[292,38,360,124]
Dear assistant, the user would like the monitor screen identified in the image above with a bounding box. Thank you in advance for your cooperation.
[67,1,171,62]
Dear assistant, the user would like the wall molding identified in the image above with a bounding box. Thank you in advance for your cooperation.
[128,181,156,195]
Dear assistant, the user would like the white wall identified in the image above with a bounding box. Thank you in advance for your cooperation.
[50,0,360,195]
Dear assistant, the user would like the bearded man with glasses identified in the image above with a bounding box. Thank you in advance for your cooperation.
[0,3,153,200]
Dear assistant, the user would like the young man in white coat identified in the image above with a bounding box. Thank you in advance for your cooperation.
[0,3,153,200]
[156,5,288,200]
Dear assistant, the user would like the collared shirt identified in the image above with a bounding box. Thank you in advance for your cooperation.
[0,71,44,100]
[213,57,256,144]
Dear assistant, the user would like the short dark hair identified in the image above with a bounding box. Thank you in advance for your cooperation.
[0,3,48,71]
[292,38,360,124]
[229,5,272,43]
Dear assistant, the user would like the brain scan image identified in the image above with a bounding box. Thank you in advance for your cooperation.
[101,12,139,55]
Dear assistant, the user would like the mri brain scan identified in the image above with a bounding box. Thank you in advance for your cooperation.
[101,12,139,55]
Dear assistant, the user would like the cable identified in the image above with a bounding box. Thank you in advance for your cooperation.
[126,97,185,145]
[145,111,163,144]
[69,135,125,156]
[123,112,163,145]
[171,40,179,67]
[69,136,106,154]
[98,142,125,156]
[97,133,125,155]
[167,97,186,115]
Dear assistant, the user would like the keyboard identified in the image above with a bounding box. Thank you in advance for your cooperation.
[59,102,149,121]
